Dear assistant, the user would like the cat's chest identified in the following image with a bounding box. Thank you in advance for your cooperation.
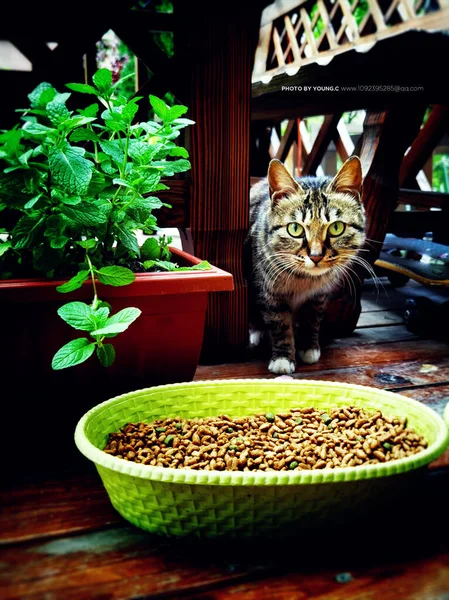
[285,276,333,309]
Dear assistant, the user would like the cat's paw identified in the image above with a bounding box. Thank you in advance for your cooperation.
[249,329,263,347]
[268,357,296,374]
[298,348,321,364]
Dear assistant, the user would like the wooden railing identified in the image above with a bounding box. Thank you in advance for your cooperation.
[253,0,449,83]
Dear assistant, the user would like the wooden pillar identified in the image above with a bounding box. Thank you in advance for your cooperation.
[177,2,261,362]
[322,106,427,338]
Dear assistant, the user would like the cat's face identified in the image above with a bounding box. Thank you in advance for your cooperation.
[266,157,366,278]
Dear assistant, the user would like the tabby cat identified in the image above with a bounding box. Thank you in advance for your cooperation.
[246,156,365,374]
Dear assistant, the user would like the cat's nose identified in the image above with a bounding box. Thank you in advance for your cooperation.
[309,254,324,265]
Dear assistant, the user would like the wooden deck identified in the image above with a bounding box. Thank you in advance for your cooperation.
[1,278,449,599]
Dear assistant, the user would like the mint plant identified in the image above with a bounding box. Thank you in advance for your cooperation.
[0,68,203,369]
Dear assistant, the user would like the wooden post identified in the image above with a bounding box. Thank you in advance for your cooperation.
[400,106,449,188]
[176,1,261,362]
[322,106,427,338]
[302,114,342,175]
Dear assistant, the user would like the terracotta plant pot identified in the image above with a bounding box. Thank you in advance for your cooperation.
[1,247,233,474]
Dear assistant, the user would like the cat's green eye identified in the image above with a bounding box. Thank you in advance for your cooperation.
[287,222,305,238]
[328,221,346,237]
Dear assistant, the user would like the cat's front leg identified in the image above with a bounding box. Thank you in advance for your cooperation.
[263,301,296,374]
[297,293,328,364]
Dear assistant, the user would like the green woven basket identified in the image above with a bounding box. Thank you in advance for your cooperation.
[75,379,449,538]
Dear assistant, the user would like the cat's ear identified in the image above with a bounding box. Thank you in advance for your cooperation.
[326,156,362,198]
[268,159,303,204]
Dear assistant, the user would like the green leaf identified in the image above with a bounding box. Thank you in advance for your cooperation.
[66,82,98,95]
[24,193,43,209]
[175,260,211,272]
[18,148,34,165]
[151,159,191,176]
[28,82,55,108]
[97,300,113,312]
[141,237,161,260]
[12,216,44,249]
[23,122,55,136]
[50,234,70,249]
[57,302,98,331]
[76,239,97,249]
[116,225,140,255]
[99,140,124,167]
[60,195,82,206]
[144,259,211,273]
[93,69,113,92]
[38,87,58,108]
[168,146,189,158]
[165,105,188,122]
[61,201,107,226]
[96,266,135,287]
[46,94,71,125]
[149,95,169,120]
[56,269,90,293]
[48,142,93,194]
[128,140,162,164]
[153,260,177,271]
[69,128,99,142]
[173,118,195,127]
[87,170,106,196]
[125,196,163,222]
[52,338,96,370]
[0,130,22,157]
[97,344,116,367]
[44,214,66,238]
[65,116,97,130]
[91,307,141,336]
[78,103,99,117]
[122,102,139,122]
[112,177,135,190]
[0,241,11,257]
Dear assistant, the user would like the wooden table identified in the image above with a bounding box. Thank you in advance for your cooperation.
[1,281,449,599]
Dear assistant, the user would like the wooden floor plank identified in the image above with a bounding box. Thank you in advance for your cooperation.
[181,554,449,600]
[196,339,449,380]
[1,468,447,600]
[357,309,404,328]
[0,473,121,546]
[334,324,418,346]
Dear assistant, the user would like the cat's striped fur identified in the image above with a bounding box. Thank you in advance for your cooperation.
[246,157,365,374]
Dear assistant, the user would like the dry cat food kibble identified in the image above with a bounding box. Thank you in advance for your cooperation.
[103,406,428,471]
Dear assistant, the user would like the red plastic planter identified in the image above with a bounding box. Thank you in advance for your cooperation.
[0,247,233,474]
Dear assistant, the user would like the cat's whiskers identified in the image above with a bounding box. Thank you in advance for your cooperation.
[263,255,297,288]
[338,253,386,298]
[333,264,357,309]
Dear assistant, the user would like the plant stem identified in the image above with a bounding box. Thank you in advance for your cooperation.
[120,127,130,179]
[86,253,99,310]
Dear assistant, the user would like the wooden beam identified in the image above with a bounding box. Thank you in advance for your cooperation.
[398,188,449,208]
[275,120,298,162]
[317,0,338,49]
[366,0,388,31]
[302,114,342,175]
[260,0,309,27]
[253,22,273,79]
[300,8,319,58]
[400,105,449,187]
[339,0,361,41]
[284,15,302,64]
[272,26,286,67]
[252,7,449,84]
